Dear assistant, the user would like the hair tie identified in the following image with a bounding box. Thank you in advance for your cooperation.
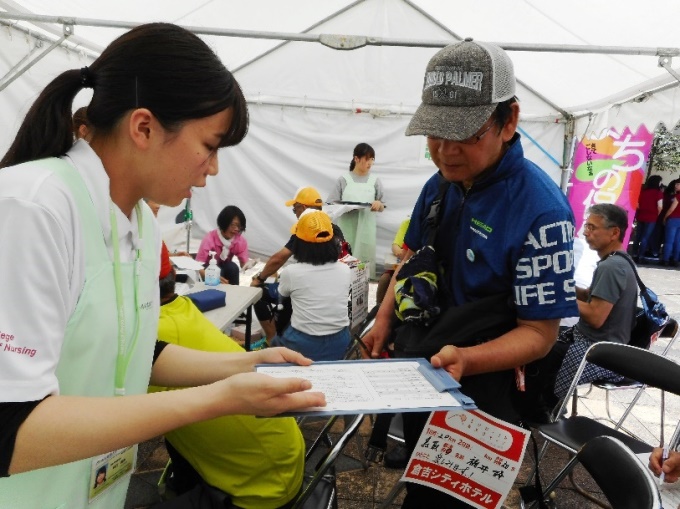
[80,66,94,88]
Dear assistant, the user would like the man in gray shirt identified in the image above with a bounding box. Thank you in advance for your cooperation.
[520,203,638,420]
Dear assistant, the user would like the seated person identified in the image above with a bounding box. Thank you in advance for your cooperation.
[521,204,638,420]
[196,205,249,285]
[251,187,349,343]
[271,210,351,361]
[376,217,410,304]
[150,243,305,509]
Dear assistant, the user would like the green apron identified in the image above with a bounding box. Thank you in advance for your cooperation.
[0,158,158,509]
[336,173,378,278]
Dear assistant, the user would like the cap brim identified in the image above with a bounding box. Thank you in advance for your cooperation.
[405,103,497,140]
[284,198,296,206]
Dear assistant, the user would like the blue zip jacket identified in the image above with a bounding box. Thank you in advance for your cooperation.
[405,134,578,321]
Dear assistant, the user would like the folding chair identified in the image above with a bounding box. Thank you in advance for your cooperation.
[539,436,661,509]
[587,318,679,440]
[293,413,365,509]
[526,342,680,508]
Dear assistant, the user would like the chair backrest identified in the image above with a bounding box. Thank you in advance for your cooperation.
[586,342,680,396]
[578,436,661,509]
[293,413,365,509]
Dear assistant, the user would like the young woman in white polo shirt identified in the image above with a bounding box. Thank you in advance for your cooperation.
[0,23,323,509]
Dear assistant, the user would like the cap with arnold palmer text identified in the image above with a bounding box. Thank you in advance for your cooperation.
[284,186,323,207]
[291,210,334,243]
[406,38,515,141]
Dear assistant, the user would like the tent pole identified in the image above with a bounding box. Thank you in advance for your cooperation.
[0,24,71,92]
[560,117,576,194]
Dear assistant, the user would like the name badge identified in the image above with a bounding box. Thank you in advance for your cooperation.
[88,445,137,502]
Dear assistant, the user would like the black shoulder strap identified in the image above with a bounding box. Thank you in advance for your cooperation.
[424,174,451,246]
[610,251,647,292]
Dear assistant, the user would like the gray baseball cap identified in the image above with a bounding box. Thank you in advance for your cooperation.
[406,38,516,141]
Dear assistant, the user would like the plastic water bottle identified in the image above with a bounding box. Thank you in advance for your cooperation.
[204,250,220,286]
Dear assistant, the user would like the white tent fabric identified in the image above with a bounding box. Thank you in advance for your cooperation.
[2,0,680,264]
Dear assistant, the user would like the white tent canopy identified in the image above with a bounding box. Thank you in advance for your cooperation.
[2,0,680,263]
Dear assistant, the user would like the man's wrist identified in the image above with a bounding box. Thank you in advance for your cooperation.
[252,272,266,284]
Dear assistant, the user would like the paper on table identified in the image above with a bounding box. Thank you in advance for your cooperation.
[256,359,472,416]
[170,256,204,271]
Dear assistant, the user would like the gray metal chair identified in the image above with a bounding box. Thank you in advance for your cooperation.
[539,436,661,509]
[293,413,365,509]
[527,342,680,508]
[589,318,679,440]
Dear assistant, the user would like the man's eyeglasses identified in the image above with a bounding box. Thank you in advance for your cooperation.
[583,223,613,232]
[428,118,496,145]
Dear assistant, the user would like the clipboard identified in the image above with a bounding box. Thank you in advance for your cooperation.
[256,358,476,417]
[331,200,372,207]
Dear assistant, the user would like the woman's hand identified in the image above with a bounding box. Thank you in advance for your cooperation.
[253,346,314,367]
[211,371,325,417]
[371,200,385,212]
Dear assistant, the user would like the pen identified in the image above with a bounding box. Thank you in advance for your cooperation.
[660,446,669,483]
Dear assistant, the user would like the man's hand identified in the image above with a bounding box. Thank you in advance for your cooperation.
[430,345,467,381]
[361,318,390,359]
[649,447,680,483]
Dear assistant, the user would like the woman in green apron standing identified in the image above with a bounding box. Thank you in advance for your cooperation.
[327,143,385,278]
[0,23,324,509]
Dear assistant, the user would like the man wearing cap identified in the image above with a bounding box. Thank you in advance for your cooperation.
[250,187,348,342]
[362,39,577,507]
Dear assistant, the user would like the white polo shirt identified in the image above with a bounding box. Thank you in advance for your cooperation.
[0,141,161,402]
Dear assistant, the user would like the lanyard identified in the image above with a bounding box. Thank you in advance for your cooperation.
[109,203,143,396]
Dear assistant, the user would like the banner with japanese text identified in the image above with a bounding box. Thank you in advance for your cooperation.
[402,410,530,509]
[569,126,654,246]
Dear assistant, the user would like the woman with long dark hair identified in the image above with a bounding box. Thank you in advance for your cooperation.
[327,142,385,278]
[0,23,323,509]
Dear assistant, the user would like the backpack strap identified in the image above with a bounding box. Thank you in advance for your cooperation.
[609,251,647,292]
[424,174,451,246]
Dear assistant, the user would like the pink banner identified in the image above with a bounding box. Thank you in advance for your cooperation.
[569,126,654,247]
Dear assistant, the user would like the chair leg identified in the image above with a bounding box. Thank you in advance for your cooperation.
[567,470,609,509]
[343,414,369,470]
[378,481,405,509]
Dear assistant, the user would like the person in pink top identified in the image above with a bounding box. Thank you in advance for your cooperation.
[196,205,249,284]
[634,175,663,262]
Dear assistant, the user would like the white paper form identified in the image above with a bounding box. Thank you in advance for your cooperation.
[256,359,476,416]
[170,255,205,271]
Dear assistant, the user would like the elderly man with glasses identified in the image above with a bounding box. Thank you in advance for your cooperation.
[521,203,638,422]
[362,39,579,508]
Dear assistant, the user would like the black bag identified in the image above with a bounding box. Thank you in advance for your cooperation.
[393,177,450,326]
[613,252,669,349]
[394,293,517,359]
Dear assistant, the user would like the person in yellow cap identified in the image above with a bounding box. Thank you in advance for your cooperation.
[270,210,352,361]
[250,187,349,342]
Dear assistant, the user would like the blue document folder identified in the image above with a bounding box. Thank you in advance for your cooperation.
[255,358,476,417]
